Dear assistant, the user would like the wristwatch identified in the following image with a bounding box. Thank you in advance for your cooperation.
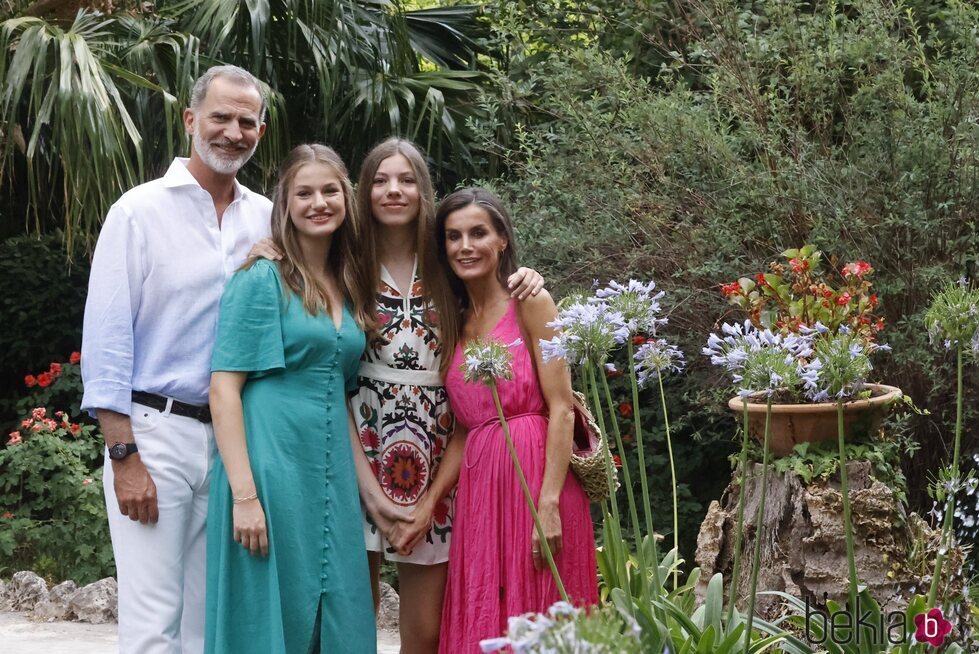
[108,442,139,461]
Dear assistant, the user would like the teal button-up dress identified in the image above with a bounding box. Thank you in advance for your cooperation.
[205,260,374,654]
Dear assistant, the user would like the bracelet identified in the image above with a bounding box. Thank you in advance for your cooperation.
[233,492,258,504]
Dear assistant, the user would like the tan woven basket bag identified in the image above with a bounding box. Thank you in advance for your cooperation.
[570,391,620,503]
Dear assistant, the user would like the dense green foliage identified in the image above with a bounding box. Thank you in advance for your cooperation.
[472,0,979,544]
[0,234,88,428]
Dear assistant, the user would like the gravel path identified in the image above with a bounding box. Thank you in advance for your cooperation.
[0,611,400,653]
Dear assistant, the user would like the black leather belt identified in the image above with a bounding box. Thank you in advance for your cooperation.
[132,391,212,424]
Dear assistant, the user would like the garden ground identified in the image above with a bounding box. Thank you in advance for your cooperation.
[0,611,401,653]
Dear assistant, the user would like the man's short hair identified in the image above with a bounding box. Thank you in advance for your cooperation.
[190,65,267,122]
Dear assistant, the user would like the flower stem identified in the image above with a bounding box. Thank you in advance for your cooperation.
[725,400,751,627]
[585,364,632,603]
[599,370,651,604]
[657,373,680,589]
[489,381,569,602]
[837,401,859,612]
[626,339,656,544]
[927,344,964,607]
[743,396,772,652]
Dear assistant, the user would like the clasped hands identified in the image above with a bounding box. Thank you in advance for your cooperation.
[372,496,434,557]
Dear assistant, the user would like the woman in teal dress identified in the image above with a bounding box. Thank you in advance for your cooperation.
[205,144,379,653]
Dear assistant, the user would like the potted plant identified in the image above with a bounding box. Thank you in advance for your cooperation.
[714,245,901,456]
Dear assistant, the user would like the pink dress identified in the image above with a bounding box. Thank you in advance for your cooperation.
[439,300,598,653]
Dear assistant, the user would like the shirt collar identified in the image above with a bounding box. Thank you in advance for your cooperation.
[161,158,245,202]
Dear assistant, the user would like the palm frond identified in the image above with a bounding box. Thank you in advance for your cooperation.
[0,10,194,251]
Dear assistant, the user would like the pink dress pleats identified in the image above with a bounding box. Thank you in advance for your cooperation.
[439,300,598,653]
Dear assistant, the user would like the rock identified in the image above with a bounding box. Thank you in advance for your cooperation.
[377,581,400,630]
[0,578,9,611]
[694,461,962,619]
[32,580,78,622]
[69,578,118,624]
[7,571,48,611]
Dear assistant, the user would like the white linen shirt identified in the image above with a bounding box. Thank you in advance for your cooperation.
[81,158,272,415]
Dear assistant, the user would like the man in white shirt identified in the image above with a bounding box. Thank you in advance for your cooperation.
[81,65,272,654]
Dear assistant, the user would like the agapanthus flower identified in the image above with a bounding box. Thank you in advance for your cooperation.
[479,601,639,653]
[541,301,629,367]
[462,338,518,385]
[592,279,668,338]
[925,279,979,358]
[801,331,879,401]
[634,339,685,387]
[703,321,810,398]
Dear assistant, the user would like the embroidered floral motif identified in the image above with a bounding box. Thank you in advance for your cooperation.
[354,268,455,551]
[381,441,428,505]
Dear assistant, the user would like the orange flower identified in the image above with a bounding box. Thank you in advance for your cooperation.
[49,362,62,377]
[24,375,36,387]
[69,351,81,364]
[36,372,53,387]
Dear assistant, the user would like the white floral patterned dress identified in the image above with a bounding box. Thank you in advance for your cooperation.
[353,259,454,564]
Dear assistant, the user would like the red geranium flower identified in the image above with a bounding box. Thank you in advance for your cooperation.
[632,335,647,346]
[70,424,81,436]
[755,273,767,285]
[611,455,622,469]
[836,292,851,306]
[3,512,11,519]
[617,402,633,418]
[720,281,741,297]
[605,366,622,378]
[789,258,808,273]
[49,362,62,377]
[25,375,36,387]
[842,261,873,278]
[32,407,46,420]
[8,432,22,445]
[69,351,81,364]
[36,372,53,387]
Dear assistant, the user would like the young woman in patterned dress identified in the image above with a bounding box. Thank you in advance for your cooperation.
[349,139,543,654]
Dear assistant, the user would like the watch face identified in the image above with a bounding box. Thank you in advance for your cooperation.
[109,443,128,460]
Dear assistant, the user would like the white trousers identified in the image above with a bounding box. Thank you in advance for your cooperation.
[103,401,214,654]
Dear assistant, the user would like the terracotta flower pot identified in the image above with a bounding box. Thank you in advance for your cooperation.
[727,384,903,457]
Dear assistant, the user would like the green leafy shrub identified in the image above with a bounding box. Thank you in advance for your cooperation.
[471,0,979,560]
[16,352,86,422]
[0,234,88,429]
[0,408,113,583]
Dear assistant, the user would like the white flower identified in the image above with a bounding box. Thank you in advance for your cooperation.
[542,301,628,366]
[634,339,685,387]
[462,338,519,385]
[592,279,669,337]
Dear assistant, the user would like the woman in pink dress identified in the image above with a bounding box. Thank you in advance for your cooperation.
[425,187,598,652]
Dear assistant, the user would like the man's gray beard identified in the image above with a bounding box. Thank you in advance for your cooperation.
[192,128,257,175]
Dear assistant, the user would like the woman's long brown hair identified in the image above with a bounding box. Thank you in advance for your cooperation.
[250,143,377,333]
[433,187,519,374]
[356,138,458,355]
